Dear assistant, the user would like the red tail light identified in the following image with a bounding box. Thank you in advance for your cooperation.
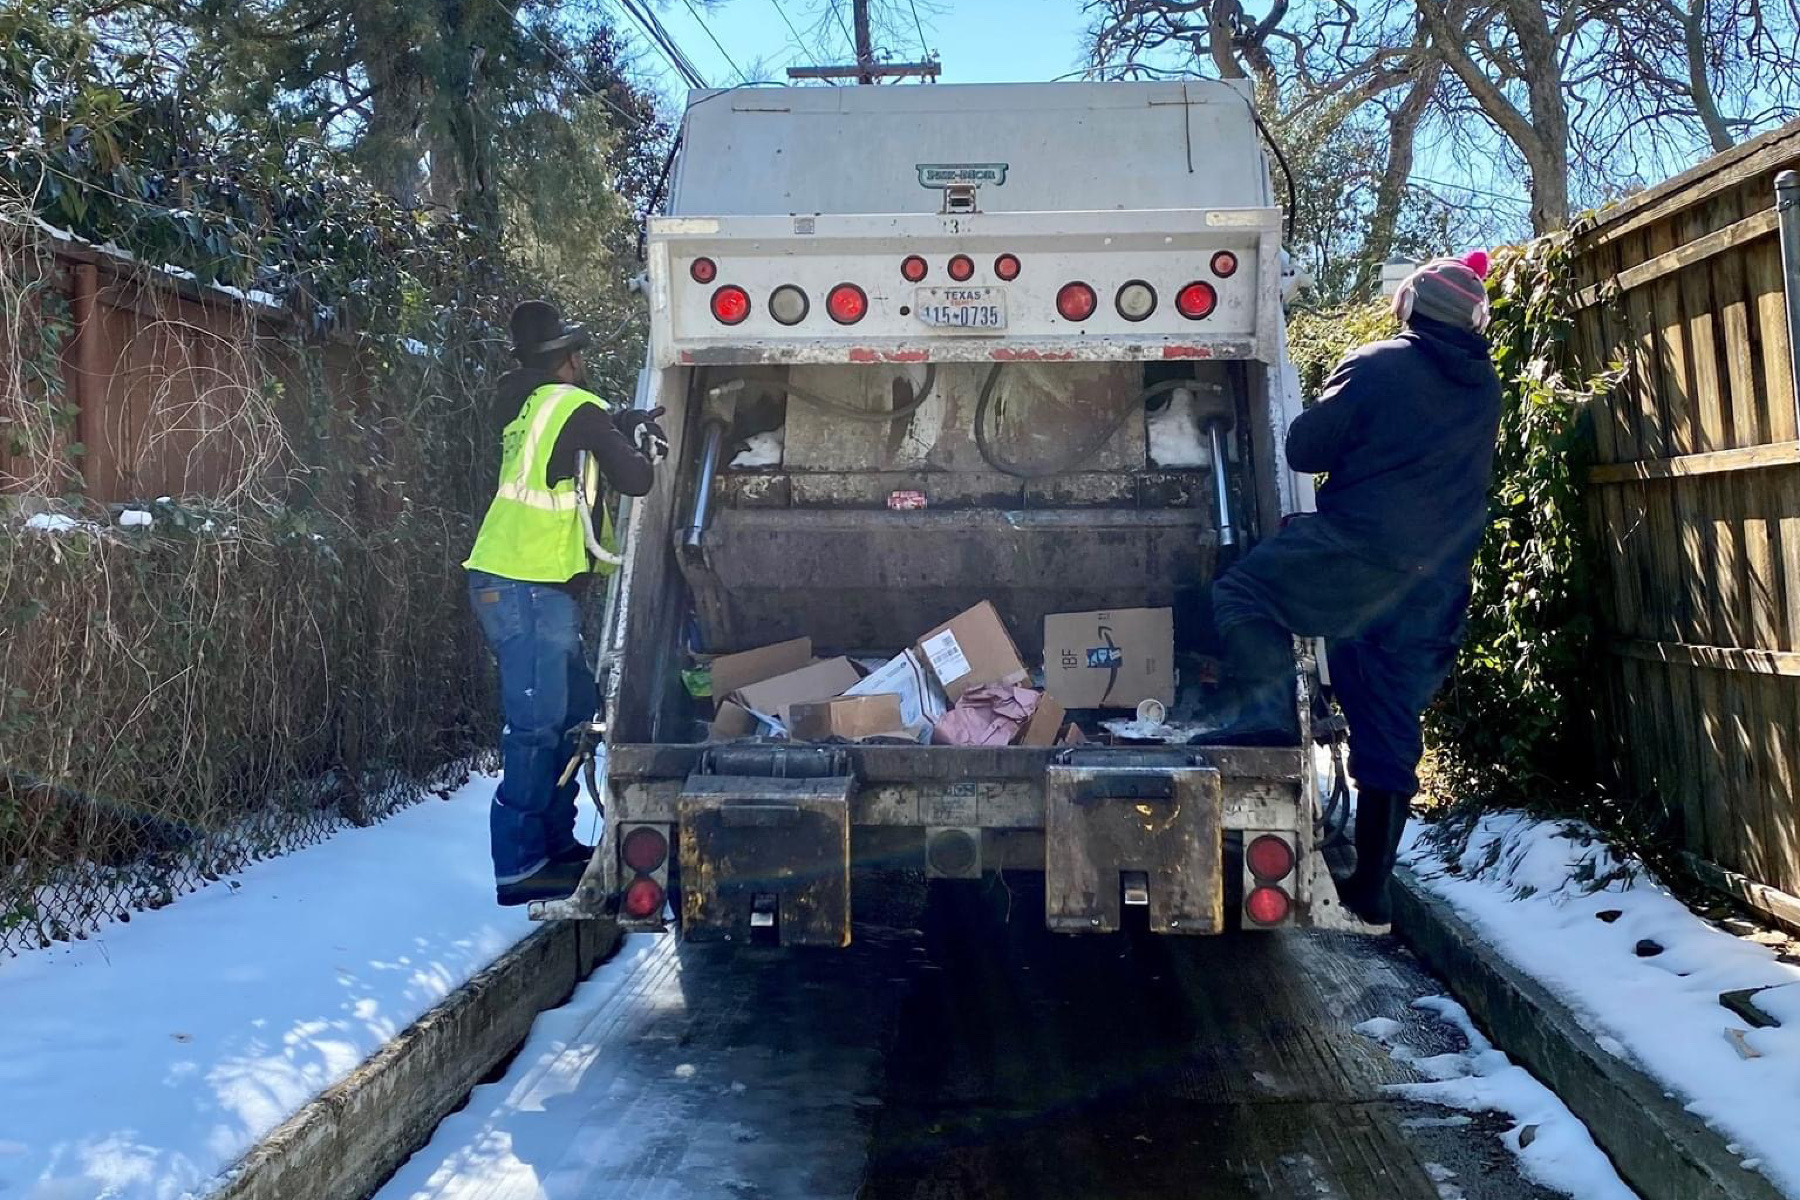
[826,283,868,324]
[1210,251,1239,278]
[1245,885,1291,926]
[622,826,669,873]
[622,877,665,919]
[1056,281,1097,322]
[1246,834,1295,881]
[947,254,975,282]
[710,284,750,325]
[994,253,1021,281]
[690,257,717,284]
[1175,281,1218,320]
[901,255,928,282]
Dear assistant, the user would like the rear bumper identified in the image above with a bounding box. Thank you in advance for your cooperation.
[599,743,1334,934]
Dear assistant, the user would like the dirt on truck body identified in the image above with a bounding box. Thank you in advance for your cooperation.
[531,80,1356,942]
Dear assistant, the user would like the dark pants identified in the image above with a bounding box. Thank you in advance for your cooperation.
[1212,517,1467,795]
[467,570,596,884]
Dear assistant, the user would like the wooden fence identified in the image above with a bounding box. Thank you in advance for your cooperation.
[1570,119,1800,923]
[1,240,367,505]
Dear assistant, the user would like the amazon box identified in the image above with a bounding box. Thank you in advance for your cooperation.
[1043,608,1174,710]
[731,656,862,729]
[789,694,908,742]
[915,601,1028,701]
[709,637,812,712]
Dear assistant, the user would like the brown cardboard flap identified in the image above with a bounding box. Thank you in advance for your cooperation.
[1043,608,1174,709]
[731,656,862,727]
[789,694,906,742]
[915,601,1028,701]
[710,700,762,740]
[709,637,813,712]
[1016,692,1068,747]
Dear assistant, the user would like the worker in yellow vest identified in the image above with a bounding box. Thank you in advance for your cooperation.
[465,301,667,906]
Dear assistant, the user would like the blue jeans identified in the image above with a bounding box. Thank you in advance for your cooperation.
[467,570,597,884]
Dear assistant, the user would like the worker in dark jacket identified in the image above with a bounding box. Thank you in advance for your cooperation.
[465,301,668,906]
[1207,253,1503,924]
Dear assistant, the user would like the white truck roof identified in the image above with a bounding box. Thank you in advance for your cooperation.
[669,80,1271,217]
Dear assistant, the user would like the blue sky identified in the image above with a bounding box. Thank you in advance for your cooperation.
[634,1,1095,92]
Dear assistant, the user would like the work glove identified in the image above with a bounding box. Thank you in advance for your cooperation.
[616,407,669,464]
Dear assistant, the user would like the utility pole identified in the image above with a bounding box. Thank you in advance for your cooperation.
[852,0,874,84]
[786,0,940,84]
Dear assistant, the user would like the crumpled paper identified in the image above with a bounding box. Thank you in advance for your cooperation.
[930,684,1042,747]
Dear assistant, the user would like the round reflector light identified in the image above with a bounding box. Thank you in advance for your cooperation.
[948,254,975,282]
[826,283,868,324]
[994,253,1021,281]
[1175,280,1218,320]
[769,284,809,326]
[1211,250,1239,278]
[901,255,929,282]
[690,257,717,284]
[1056,281,1097,322]
[622,877,665,919]
[621,825,669,873]
[1115,280,1157,322]
[710,284,750,325]
[1246,834,1295,881]
[1245,884,1291,926]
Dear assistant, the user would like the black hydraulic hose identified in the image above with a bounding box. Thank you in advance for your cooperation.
[973,370,1199,480]
[754,362,940,425]
[1248,103,1298,243]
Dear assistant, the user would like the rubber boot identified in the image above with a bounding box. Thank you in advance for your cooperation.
[495,855,586,907]
[1337,788,1411,924]
[1193,619,1301,746]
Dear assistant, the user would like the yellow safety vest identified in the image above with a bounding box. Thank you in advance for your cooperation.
[464,384,618,582]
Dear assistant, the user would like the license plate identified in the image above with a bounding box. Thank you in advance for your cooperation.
[914,287,1007,331]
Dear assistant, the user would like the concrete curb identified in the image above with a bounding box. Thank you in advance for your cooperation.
[1392,867,1788,1200]
[205,919,622,1200]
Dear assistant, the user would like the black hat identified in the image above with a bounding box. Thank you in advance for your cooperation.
[508,300,591,364]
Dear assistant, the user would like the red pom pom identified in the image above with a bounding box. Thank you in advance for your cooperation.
[1461,249,1492,279]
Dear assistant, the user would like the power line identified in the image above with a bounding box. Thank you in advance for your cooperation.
[906,0,930,61]
[614,0,708,90]
[830,0,856,56]
[680,0,749,84]
[769,0,825,70]
[479,0,648,128]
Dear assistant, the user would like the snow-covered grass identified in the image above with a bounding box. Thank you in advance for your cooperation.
[0,773,593,1200]
[1404,812,1800,1197]
[1358,994,1637,1200]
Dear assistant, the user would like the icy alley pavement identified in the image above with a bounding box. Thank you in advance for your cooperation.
[0,771,591,1200]
[1403,813,1800,1197]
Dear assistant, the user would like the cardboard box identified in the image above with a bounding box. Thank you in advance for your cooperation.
[789,694,908,742]
[731,656,862,728]
[709,637,812,712]
[915,601,1029,701]
[710,700,764,740]
[1043,608,1174,710]
[843,649,946,741]
[1015,691,1067,747]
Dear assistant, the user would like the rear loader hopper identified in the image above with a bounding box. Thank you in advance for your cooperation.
[530,80,1360,943]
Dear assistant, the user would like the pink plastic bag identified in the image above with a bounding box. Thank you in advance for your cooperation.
[930,684,1041,747]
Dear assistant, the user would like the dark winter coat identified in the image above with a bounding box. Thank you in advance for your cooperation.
[1285,315,1503,579]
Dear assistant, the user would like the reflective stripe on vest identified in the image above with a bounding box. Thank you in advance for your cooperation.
[462,384,615,582]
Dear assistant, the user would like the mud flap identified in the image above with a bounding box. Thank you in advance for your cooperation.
[1045,750,1224,935]
[678,771,853,947]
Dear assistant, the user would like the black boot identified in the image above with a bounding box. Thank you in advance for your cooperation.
[1193,619,1300,746]
[495,855,587,907]
[1337,788,1411,924]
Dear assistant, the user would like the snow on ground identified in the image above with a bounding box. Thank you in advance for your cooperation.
[0,772,594,1200]
[1358,993,1637,1200]
[1404,812,1800,1197]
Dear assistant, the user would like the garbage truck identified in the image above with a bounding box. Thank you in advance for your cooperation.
[531,79,1356,944]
